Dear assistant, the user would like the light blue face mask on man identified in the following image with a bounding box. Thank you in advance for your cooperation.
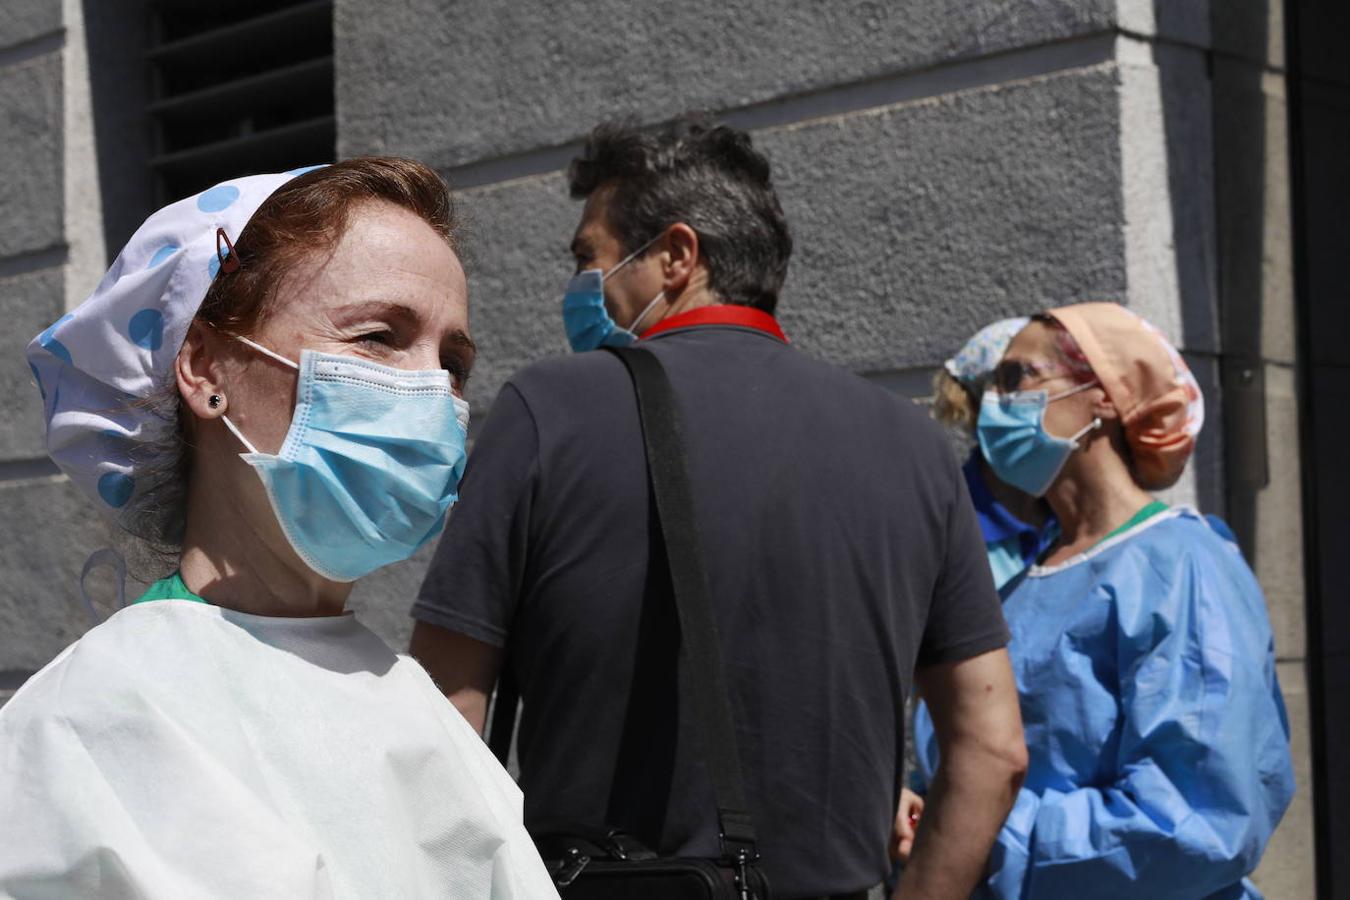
[561,233,666,352]
[222,336,470,582]
[977,382,1101,497]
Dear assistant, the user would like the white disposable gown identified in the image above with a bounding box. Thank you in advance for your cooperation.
[0,600,558,899]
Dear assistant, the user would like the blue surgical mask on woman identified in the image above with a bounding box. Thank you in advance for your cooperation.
[977,381,1101,497]
[562,233,666,352]
[222,335,470,582]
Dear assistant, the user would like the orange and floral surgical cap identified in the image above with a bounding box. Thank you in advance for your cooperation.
[1047,302,1204,490]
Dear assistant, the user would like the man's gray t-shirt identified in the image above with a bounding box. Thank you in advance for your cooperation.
[414,319,1007,896]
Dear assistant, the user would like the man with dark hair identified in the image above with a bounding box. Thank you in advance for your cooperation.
[565,119,791,314]
[411,118,1027,898]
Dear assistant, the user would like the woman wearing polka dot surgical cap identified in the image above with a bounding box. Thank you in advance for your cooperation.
[0,160,557,897]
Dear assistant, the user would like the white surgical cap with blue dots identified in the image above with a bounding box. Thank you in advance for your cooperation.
[25,168,324,516]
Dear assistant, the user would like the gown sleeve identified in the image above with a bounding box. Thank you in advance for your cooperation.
[399,658,562,899]
[983,538,1296,899]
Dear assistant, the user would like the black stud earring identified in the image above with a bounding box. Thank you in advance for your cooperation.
[208,394,222,409]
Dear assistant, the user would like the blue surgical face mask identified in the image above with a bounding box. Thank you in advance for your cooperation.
[977,381,1101,497]
[562,234,666,352]
[222,336,470,582]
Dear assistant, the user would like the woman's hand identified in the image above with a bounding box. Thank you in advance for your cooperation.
[891,787,925,864]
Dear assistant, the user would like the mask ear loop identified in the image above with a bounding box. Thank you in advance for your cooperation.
[601,232,669,336]
[214,334,300,455]
[1058,383,1101,447]
[229,334,300,370]
[1069,416,1103,447]
[1047,379,1100,402]
[1046,379,1104,447]
[80,547,128,624]
[623,291,667,334]
[220,414,260,455]
[601,231,665,283]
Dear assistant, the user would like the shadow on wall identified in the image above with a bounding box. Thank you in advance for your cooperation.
[1211,0,1275,564]
[82,0,155,262]
[1159,0,1271,557]
[1157,5,1328,899]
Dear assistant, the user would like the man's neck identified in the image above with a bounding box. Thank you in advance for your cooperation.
[647,278,720,329]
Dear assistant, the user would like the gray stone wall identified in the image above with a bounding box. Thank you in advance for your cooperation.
[0,0,117,706]
[335,1,1223,528]
[0,0,166,708]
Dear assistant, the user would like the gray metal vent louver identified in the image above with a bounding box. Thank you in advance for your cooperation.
[148,0,334,201]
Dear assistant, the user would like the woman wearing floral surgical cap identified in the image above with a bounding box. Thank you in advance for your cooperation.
[909,304,1293,898]
[0,160,556,897]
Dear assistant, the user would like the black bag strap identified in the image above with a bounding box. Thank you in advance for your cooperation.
[605,346,758,861]
[487,663,517,763]
[486,346,758,862]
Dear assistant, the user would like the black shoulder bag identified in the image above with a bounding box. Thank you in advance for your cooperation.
[488,346,770,900]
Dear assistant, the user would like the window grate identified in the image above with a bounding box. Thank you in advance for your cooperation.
[148,0,334,202]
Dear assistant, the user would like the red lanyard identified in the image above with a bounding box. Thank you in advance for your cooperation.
[640,305,788,343]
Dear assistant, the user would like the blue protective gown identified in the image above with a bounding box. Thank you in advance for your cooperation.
[912,507,1294,899]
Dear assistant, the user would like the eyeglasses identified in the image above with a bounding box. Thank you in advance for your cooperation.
[991,359,1073,394]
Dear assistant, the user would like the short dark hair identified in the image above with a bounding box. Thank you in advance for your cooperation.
[568,117,792,313]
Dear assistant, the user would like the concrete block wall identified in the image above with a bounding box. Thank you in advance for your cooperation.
[0,0,123,706]
[336,1,1236,529]
[337,2,1233,513]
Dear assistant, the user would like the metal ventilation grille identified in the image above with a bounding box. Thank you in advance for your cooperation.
[148,0,334,201]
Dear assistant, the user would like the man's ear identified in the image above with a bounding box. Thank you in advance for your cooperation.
[176,322,230,420]
[660,223,700,295]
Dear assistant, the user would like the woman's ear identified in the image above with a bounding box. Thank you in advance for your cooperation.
[176,322,229,420]
[660,223,700,295]
[1090,386,1120,422]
